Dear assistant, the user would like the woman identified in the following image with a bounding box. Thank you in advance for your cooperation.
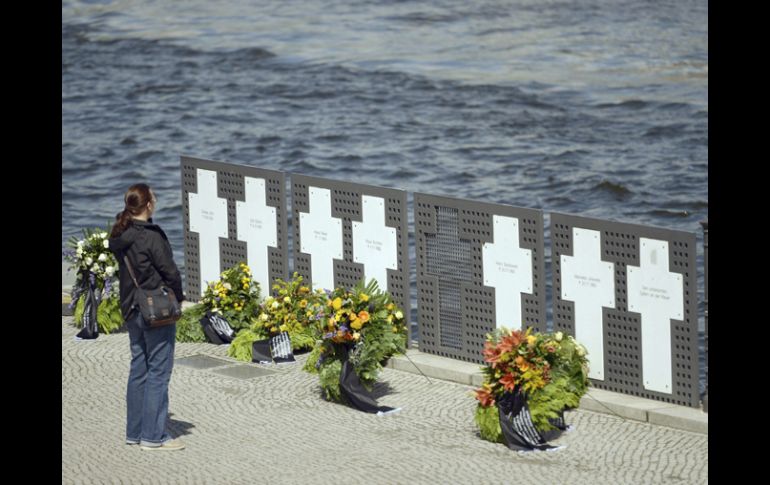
[109,183,186,451]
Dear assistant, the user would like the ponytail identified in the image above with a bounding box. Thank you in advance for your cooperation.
[110,183,154,238]
[110,209,134,238]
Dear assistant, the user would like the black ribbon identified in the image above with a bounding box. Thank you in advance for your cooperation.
[75,273,99,340]
[199,312,235,344]
[251,339,272,364]
[270,332,295,364]
[251,332,296,364]
[497,388,564,452]
[338,345,398,414]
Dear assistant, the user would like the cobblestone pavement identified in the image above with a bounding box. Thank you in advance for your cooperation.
[62,317,707,484]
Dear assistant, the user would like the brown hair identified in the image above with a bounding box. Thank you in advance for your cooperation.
[110,183,154,238]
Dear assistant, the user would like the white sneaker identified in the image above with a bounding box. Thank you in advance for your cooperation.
[140,438,185,451]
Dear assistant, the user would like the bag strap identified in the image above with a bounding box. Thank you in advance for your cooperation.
[123,255,142,290]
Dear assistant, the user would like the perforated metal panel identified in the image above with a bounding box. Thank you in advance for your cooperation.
[180,156,288,301]
[415,193,546,364]
[551,212,699,407]
[700,221,707,412]
[291,174,410,317]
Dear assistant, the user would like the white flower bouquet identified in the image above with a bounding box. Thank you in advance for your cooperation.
[63,226,123,333]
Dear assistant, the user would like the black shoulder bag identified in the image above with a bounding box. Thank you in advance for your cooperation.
[124,255,182,328]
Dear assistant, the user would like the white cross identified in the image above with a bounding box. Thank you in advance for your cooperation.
[188,168,228,295]
[299,187,343,291]
[561,227,615,381]
[352,195,398,291]
[482,215,533,331]
[627,238,683,394]
[236,177,277,300]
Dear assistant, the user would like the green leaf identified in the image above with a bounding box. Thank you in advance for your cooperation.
[302,344,323,375]
[475,405,503,443]
[318,360,343,402]
[227,328,265,362]
[73,294,85,327]
[175,304,207,343]
[96,296,124,334]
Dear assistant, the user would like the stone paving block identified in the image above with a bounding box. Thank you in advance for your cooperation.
[209,364,279,380]
[175,354,234,370]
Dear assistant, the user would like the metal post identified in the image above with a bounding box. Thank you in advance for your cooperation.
[700,220,708,413]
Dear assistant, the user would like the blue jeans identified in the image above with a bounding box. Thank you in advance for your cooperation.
[125,310,177,446]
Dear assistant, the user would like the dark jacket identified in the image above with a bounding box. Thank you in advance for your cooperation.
[109,219,184,319]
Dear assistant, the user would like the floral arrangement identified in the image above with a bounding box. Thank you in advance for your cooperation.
[303,279,408,403]
[63,226,123,334]
[199,263,261,332]
[228,272,326,361]
[474,327,589,442]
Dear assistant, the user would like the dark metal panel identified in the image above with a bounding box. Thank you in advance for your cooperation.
[290,174,410,317]
[414,192,546,364]
[551,212,699,407]
[180,156,288,301]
